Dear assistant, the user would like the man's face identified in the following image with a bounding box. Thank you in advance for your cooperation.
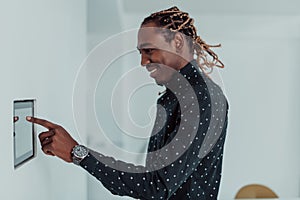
[137,23,182,85]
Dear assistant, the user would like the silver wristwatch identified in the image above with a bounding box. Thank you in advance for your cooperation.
[72,145,89,165]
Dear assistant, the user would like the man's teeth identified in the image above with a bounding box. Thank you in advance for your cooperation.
[150,68,157,73]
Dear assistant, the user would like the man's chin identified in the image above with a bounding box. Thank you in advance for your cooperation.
[154,74,175,86]
[154,78,165,86]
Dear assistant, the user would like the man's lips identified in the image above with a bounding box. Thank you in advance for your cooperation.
[146,65,157,72]
[146,65,159,78]
[149,68,157,73]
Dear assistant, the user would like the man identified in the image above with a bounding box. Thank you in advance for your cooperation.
[27,6,229,200]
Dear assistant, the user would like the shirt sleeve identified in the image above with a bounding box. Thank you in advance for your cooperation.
[80,131,206,200]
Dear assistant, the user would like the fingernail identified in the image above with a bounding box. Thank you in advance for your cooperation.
[26,116,31,121]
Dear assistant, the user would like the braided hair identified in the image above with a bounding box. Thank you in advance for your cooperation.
[141,6,224,74]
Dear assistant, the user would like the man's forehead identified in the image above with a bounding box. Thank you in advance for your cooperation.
[137,27,167,48]
[138,27,157,39]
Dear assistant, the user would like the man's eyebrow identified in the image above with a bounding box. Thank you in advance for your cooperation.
[137,43,153,50]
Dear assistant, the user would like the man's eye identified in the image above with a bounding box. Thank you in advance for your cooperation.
[144,48,154,54]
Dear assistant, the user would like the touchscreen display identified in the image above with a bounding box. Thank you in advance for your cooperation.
[13,100,36,168]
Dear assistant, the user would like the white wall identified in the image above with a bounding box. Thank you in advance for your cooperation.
[0,0,87,199]
[218,19,300,198]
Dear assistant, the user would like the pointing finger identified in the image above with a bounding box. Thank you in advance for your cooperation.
[27,116,58,130]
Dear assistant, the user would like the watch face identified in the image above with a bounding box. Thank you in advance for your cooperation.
[74,145,88,158]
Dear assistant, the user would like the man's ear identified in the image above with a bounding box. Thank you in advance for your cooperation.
[173,32,184,52]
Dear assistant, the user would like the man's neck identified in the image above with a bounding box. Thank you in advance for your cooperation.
[177,56,194,70]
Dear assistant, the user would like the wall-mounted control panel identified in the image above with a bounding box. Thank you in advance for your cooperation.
[13,99,36,169]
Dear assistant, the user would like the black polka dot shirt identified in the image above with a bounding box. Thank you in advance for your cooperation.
[80,60,229,200]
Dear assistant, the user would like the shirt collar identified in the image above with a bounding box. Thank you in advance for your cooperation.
[162,60,204,98]
[178,59,204,85]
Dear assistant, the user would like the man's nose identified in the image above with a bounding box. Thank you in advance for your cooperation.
[141,53,150,67]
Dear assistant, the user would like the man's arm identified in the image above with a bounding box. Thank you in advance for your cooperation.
[26,84,228,199]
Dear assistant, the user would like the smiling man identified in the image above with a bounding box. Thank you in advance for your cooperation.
[27,6,229,200]
[137,23,193,85]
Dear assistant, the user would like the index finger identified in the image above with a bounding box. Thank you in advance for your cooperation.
[26,116,58,129]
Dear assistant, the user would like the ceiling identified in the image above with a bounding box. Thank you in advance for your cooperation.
[120,0,300,16]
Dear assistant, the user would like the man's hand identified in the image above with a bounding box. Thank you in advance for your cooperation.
[26,117,78,163]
